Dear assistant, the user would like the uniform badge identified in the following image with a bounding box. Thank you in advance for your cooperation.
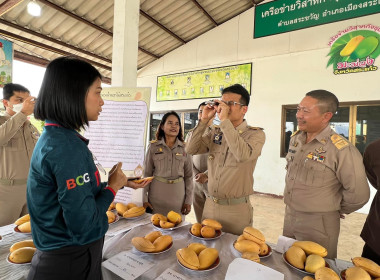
[238,130,243,134]
[315,146,326,154]
[293,141,298,147]
[155,147,163,154]
[175,153,182,156]
[317,155,325,163]
[213,133,223,145]
[288,149,296,154]
[208,155,215,160]
[320,138,327,145]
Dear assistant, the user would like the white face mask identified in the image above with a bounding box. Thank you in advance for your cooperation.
[11,103,23,113]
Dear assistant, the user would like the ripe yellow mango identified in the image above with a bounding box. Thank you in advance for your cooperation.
[305,254,325,273]
[9,247,36,264]
[315,267,340,280]
[340,35,364,57]
[285,246,306,270]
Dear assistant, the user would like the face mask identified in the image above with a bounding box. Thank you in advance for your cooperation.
[11,103,23,113]
[213,113,221,126]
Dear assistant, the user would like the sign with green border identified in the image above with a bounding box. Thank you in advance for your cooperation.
[254,0,380,38]
[156,63,252,102]
[0,38,13,87]
[326,24,380,74]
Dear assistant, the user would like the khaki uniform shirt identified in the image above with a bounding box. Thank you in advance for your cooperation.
[284,125,370,214]
[143,138,194,204]
[0,112,39,181]
[185,119,265,199]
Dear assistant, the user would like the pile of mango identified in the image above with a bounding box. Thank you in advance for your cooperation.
[131,231,172,253]
[151,211,182,229]
[190,219,222,238]
[14,214,31,233]
[176,243,219,270]
[9,240,36,264]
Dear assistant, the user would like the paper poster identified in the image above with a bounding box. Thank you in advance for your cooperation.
[84,87,151,177]
[0,38,13,87]
[225,258,284,280]
[102,251,154,280]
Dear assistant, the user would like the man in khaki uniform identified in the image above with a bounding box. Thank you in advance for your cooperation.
[0,83,38,226]
[186,84,265,235]
[283,89,370,259]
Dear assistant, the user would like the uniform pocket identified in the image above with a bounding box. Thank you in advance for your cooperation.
[175,154,186,174]
[224,149,237,167]
[303,160,326,187]
[10,133,23,151]
[153,154,166,172]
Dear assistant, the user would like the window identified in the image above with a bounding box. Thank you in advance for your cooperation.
[149,111,198,141]
[281,102,380,157]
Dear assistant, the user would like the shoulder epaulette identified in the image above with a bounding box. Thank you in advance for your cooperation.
[330,134,349,150]
[247,126,264,130]
[150,139,158,144]
[291,130,301,137]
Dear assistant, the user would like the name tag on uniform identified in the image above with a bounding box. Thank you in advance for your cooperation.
[213,133,223,145]
[175,153,183,156]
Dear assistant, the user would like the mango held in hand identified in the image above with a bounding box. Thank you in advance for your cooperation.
[198,248,219,270]
[167,211,182,225]
[176,248,200,270]
[106,211,116,224]
[314,267,339,280]
[243,226,265,245]
[10,240,35,253]
[352,256,380,278]
[9,247,36,264]
[293,240,328,257]
[201,219,222,230]
[285,246,306,270]
[123,206,145,218]
[345,266,371,280]
[305,254,325,273]
[191,223,202,237]
[14,214,30,226]
[151,214,167,226]
[18,221,31,233]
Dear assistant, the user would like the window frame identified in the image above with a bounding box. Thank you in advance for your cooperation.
[280,100,380,157]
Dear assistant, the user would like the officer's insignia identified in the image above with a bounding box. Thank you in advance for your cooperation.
[307,152,313,159]
[238,130,243,134]
[289,149,296,154]
[293,141,298,147]
[316,146,326,154]
[307,152,325,163]
[213,133,223,145]
[291,130,300,137]
[320,138,327,145]
[331,134,349,150]
[248,126,264,130]
[155,147,163,154]
[208,155,215,160]
[150,139,158,144]
[175,153,182,156]
[317,155,325,163]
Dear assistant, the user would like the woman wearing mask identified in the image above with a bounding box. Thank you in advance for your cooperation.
[27,57,149,280]
[143,111,194,216]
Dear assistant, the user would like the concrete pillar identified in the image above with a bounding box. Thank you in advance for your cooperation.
[111,0,139,87]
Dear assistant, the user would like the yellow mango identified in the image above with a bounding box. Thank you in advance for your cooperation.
[198,248,219,270]
[305,254,325,273]
[187,243,207,255]
[285,246,306,270]
[345,266,371,280]
[14,214,30,226]
[176,248,199,270]
[10,240,35,253]
[167,211,182,224]
[293,241,327,257]
[352,256,380,278]
[9,247,36,264]
[340,35,365,57]
[315,267,340,280]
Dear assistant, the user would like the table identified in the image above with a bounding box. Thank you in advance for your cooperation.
[1,221,352,280]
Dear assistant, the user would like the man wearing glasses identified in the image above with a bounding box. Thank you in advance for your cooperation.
[186,84,265,235]
[283,90,369,259]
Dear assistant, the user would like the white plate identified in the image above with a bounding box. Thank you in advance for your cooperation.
[152,221,183,231]
[13,226,32,235]
[134,242,173,255]
[6,253,32,265]
[188,228,223,240]
[232,240,273,258]
[177,256,220,272]
[108,214,120,225]
[282,253,329,275]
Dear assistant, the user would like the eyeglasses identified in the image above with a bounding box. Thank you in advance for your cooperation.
[222,100,247,107]
[92,154,106,175]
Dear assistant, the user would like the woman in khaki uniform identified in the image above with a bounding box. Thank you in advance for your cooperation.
[143,111,194,216]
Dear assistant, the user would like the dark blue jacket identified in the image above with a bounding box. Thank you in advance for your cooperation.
[27,121,115,251]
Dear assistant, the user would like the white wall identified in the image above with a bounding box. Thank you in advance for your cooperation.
[137,8,380,213]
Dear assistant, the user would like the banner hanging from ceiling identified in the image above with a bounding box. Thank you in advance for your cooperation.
[254,0,380,38]
[156,63,252,102]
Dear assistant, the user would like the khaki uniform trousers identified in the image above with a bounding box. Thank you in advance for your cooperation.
[193,182,206,223]
[202,197,253,235]
[0,183,28,226]
[283,206,340,259]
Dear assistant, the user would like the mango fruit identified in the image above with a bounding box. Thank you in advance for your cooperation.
[152,235,172,253]
[234,239,261,254]
[243,226,265,245]
[201,226,215,238]
[285,246,306,270]
[340,35,364,57]
[144,231,162,243]
[293,240,328,257]
[18,221,31,233]
[123,206,145,218]
[14,214,30,226]
[201,219,222,230]
[187,243,207,255]
[9,247,36,264]
[305,254,325,273]
[352,256,380,278]
[167,211,182,225]
[198,248,219,270]
[176,248,200,270]
[151,213,167,226]
[315,267,339,280]
[190,223,202,237]
[350,36,379,59]
[131,237,155,253]
[10,240,35,253]
[242,252,260,263]
[345,266,371,280]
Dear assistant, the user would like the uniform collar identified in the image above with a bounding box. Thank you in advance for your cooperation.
[45,120,89,145]
[235,119,248,131]
[300,125,332,145]
[157,137,183,148]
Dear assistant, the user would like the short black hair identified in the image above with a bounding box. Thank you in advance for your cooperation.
[305,90,339,114]
[2,83,29,100]
[222,84,250,106]
[34,56,102,130]
[198,102,206,110]
[155,111,184,142]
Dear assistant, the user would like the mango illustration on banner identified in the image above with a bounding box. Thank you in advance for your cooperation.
[326,25,380,75]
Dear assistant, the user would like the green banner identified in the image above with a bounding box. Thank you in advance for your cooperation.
[156,63,252,102]
[254,0,380,38]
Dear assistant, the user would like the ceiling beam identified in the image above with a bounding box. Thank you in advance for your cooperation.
[36,0,112,36]
[14,50,112,84]
[34,0,160,60]
[0,0,24,16]
[190,0,218,27]
[0,19,111,64]
[140,9,186,44]
[0,29,111,71]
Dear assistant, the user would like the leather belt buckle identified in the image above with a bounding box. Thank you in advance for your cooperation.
[168,180,174,184]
